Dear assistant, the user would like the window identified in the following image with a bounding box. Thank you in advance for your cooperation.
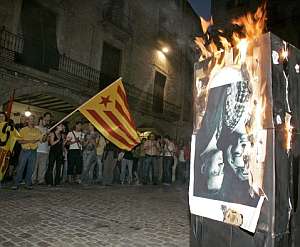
[99,42,122,90]
[19,0,59,72]
[152,71,166,113]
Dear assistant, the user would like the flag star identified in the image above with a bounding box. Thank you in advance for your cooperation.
[99,96,112,107]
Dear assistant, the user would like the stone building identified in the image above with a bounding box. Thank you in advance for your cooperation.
[211,0,300,48]
[0,0,200,139]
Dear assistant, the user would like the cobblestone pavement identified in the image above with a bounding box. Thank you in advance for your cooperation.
[0,184,190,247]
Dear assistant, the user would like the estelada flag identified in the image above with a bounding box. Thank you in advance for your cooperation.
[79,78,140,151]
[0,122,21,181]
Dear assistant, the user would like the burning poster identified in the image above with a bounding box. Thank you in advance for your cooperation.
[189,5,272,233]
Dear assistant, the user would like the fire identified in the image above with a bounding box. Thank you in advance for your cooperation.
[195,3,268,198]
[196,3,267,63]
[284,113,293,152]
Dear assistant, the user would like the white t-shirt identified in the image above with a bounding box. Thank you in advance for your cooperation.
[179,149,185,162]
[164,141,175,157]
[36,125,49,153]
[67,131,84,150]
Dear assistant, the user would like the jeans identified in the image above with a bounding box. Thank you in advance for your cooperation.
[15,149,37,186]
[103,151,117,185]
[137,157,145,182]
[177,161,186,184]
[96,154,103,182]
[46,150,63,186]
[67,149,83,175]
[120,159,133,184]
[163,156,173,184]
[81,150,97,184]
[143,155,158,184]
[32,152,48,184]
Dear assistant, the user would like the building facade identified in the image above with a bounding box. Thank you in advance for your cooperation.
[211,0,300,48]
[0,0,200,139]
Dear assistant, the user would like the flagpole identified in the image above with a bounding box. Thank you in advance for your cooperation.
[48,77,122,132]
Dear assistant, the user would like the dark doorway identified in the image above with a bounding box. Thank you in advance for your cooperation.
[19,0,59,72]
[152,71,166,113]
[99,42,122,90]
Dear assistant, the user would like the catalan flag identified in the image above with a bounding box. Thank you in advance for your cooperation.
[79,78,140,151]
[0,122,21,181]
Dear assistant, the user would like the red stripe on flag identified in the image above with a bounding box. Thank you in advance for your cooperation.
[117,86,136,129]
[117,86,129,109]
[115,101,136,129]
[86,109,134,149]
[104,111,139,145]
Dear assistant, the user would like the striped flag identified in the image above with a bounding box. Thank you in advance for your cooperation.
[0,122,21,181]
[79,78,140,151]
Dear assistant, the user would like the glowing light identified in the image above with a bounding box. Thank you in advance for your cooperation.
[24,110,32,117]
[24,107,32,117]
[282,50,288,60]
[237,39,249,63]
[162,47,169,54]
[157,50,166,61]
[285,112,293,152]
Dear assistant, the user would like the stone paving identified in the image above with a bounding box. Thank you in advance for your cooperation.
[0,184,190,247]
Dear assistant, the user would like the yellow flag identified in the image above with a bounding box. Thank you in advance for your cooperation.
[79,78,140,151]
[0,122,21,181]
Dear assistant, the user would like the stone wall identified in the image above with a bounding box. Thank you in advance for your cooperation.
[0,0,200,139]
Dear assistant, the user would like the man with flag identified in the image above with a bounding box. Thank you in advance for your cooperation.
[0,90,21,184]
[48,78,140,186]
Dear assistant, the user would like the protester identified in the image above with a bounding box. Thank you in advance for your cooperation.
[81,123,98,184]
[176,139,188,184]
[12,115,46,190]
[162,135,175,185]
[120,150,134,185]
[43,112,52,128]
[32,116,49,185]
[0,111,6,122]
[45,123,64,186]
[66,121,84,184]
[156,135,164,183]
[143,133,160,185]
[102,142,119,186]
[62,122,69,183]
[95,134,107,183]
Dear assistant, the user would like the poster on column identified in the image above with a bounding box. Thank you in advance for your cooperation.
[189,38,273,233]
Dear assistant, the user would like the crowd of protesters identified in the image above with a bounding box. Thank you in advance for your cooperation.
[0,111,191,189]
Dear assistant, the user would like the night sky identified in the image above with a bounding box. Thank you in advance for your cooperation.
[188,0,211,19]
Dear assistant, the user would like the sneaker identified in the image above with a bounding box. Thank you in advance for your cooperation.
[25,185,33,190]
[11,185,19,190]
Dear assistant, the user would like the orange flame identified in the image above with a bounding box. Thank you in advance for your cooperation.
[231,3,267,43]
[195,3,267,62]
[284,113,293,152]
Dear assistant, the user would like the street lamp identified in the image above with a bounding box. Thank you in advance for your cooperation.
[162,47,169,54]
[24,107,32,117]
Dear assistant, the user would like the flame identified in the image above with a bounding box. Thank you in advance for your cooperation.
[284,113,293,152]
[281,41,289,60]
[200,16,213,34]
[232,3,267,41]
[237,39,249,63]
[196,3,267,63]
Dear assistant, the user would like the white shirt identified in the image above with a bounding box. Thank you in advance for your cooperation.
[179,149,185,162]
[164,141,175,157]
[67,131,84,150]
[36,125,49,153]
